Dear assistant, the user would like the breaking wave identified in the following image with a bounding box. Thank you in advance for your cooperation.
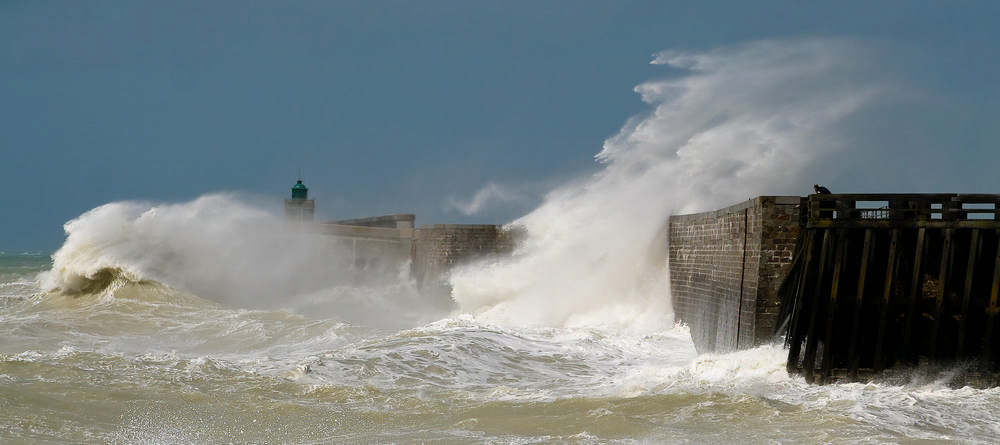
[450,38,890,332]
[38,194,443,328]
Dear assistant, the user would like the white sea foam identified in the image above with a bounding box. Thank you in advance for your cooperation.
[42,194,276,294]
[38,194,432,326]
[450,39,889,331]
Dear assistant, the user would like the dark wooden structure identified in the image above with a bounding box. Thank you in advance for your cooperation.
[782,194,1000,384]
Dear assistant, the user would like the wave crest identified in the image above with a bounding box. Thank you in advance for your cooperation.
[38,194,441,327]
[48,266,145,295]
[42,194,280,299]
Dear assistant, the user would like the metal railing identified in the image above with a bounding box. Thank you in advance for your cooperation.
[807,194,1000,228]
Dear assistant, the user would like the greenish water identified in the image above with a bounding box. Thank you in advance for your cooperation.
[0,251,50,277]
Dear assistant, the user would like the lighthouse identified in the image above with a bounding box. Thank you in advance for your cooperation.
[284,179,315,221]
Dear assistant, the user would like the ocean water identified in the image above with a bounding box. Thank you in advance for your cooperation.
[6,38,998,444]
[4,250,1000,444]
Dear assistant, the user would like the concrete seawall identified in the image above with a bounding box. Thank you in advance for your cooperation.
[314,215,520,293]
[413,224,521,293]
[668,196,802,353]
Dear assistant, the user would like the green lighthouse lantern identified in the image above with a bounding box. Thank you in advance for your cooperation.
[291,179,309,200]
[284,178,315,221]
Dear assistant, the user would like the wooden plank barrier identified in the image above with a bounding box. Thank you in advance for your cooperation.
[782,194,1000,384]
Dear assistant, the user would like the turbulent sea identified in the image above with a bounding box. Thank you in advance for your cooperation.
[3,250,1000,444]
[7,38,1000,444]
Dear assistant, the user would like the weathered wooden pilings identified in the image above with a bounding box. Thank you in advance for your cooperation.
[782,194,1000,384]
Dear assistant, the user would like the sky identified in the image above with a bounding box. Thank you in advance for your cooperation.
[2,1,1000,252]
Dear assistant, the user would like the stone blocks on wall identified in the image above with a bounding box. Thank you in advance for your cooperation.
[668,196,802,353]
[413,225,522,294]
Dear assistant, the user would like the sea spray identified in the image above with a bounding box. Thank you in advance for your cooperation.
[45,194,298,296]
[39,194,436,327]
[450,39,889,331]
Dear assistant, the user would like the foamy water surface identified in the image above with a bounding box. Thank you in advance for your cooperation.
[4,259,1000,444]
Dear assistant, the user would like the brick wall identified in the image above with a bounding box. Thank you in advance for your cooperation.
[413,225,522,293]
[316,218,521,293]
[668,196,801,353]
[755,197,803,342]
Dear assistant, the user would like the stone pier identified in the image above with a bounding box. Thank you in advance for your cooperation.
[668,196,802,353]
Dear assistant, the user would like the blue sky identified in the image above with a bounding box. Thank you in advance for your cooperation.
[3,1,999,251]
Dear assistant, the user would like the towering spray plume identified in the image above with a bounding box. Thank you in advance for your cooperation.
[450,39,888,331]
